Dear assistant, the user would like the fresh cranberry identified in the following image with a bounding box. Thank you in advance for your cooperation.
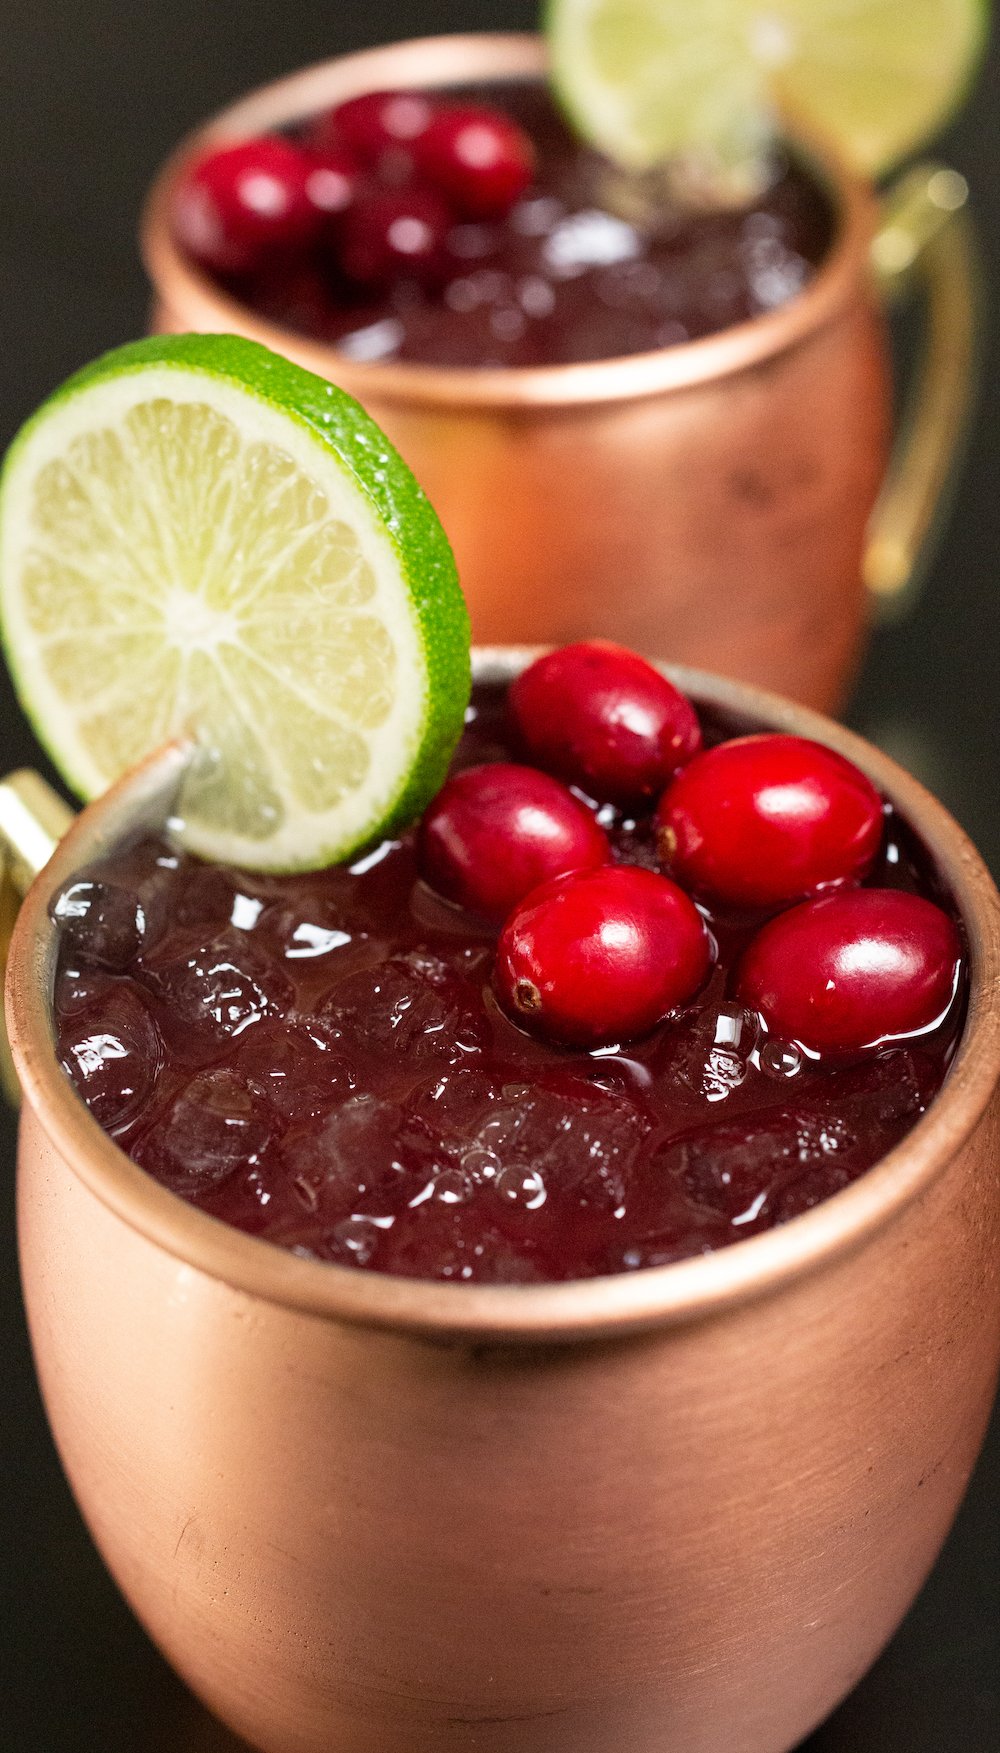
[299,145,361,224]
[509,642,702,806]
[310,90,436,169]
[414,105,534,218]
[494,865,711,1047]
[339,186,452,287]
[657,734,884,908]
[419,762,608,921]
[735,889,962,1056]
[172,137,321,274]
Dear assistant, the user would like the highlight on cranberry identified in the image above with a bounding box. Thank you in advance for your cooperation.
[419,762,608,922]
[340,186,452,288]
[508,640,703,805]
[51,643,970,1284]
[735,889,963,1056]
[299,146,360,223]
[494,865,712,1047]
[657,734,885,908]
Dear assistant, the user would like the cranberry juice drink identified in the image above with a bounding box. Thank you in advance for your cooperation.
[52,645,966,1285]
[172,80,835,368]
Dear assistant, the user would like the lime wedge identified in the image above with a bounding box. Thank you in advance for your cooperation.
[0,334,470,871]
[547,0,988,179]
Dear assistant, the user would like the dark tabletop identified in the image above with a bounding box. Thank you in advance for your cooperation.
[1,3,998,1749]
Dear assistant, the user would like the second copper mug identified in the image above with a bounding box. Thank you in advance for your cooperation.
[142,33,977,711]
[3,652,1000,1753]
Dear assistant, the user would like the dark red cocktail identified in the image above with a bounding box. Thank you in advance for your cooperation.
[173,79,835,368]
[51,655,965,1284]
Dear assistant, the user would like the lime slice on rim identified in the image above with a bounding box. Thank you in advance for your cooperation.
[547,0,988,179]
[0,334,470,872]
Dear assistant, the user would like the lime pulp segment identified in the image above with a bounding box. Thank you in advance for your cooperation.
[0,336,470,871]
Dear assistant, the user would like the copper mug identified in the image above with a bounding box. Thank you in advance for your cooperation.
[141,33,977,712]
[3,651,1000,1753]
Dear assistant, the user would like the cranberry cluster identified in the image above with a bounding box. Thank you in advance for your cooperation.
[172,89,535,292]
[419,643,962,1059]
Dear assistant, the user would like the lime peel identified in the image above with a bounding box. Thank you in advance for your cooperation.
[0,334,470,872]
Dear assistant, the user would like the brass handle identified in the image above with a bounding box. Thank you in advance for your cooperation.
[0,770,76,1107]
[864,163,979,613]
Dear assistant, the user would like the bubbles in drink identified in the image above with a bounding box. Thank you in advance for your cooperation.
[760,1038,803,1079]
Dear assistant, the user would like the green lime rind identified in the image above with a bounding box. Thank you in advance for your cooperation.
[0,333,471,869]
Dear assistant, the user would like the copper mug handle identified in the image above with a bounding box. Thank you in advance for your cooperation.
[0,771,75,1105]
[865,161,978,614]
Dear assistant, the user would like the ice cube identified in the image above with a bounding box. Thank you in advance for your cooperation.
[774,1163,854,1223]
[231,1018,355,1121]
[473,1071,648,1212]
[667,1004,758,1104]
[141,930,293,1047]
[280,1092,441,1219]
[378,1205,546,1283]
[138,1069,272,1192]
[50,878,148,971]
[58,982,162,1132]
[321,954,489,1070]
[658,1106,858,1226]
[53,959,117,1017]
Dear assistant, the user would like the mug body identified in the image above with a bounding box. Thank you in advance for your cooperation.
[8,656,1000,1753]
[143,35,891,713]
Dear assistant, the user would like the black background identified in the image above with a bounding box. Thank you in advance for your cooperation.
[1,4,998,1749]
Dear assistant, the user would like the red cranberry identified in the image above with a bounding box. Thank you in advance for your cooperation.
[509,642,702,806]
[415,105,534,218]
[299,145,360,224]
[339,186,452,287]
[657,734,884,908]
[494,865,711,1047]
[735,888,962,1056]
[419,762,608,921]
[311,90,436,168]
[172,137,320,274]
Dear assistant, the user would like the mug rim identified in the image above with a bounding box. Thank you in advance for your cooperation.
[140,31,881,412]
[7,650,1000,1342]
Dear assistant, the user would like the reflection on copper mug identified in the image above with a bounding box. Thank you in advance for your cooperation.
[3,652,999,1753]
[141,35,976,712]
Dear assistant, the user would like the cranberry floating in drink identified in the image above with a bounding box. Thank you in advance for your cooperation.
[656,733,885,906]
[50,661,967,1285]
[419,761,608,920]
[509,640,703,804]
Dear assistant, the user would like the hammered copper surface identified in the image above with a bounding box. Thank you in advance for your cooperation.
[142,35,890,712]
[6,655,1000,1753]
